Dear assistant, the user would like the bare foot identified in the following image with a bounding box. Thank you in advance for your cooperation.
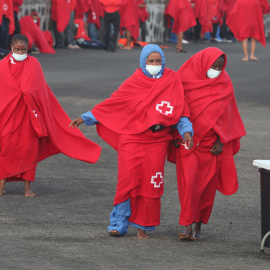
[250,56,258,61]
[109,230,120,236]
[137,229,149,239]
[0,179,6,195]
[242,57,249,61]
[24,181,35,197]
[193,222,202,240]
[25,189,35,197]
[178,232,194,240]
[121,46,132,50]
[193,231,203,240]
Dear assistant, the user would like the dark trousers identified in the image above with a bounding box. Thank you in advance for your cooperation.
[194,18,201,41]
[139,20,146,42]
[13,11,21,35]
[52,20,65,48]
[0,16,10,49]
[104,11,120,48]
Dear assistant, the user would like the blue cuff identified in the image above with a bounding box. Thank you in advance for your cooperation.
[81,111,98,126]
[173,116,194,138]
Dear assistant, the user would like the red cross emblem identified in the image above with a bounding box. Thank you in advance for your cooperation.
[151,172,164,188]
[156,101,173,115]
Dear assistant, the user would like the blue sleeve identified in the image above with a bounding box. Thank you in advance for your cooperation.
[172,116,194,138]
[81,111,99,126]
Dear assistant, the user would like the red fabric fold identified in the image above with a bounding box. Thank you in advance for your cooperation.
[51,0,70,32]
[164,0,197,33]
[0,54,101,181]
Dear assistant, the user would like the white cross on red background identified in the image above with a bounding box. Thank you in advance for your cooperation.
[151,172,164,188]
[156,101,173,115]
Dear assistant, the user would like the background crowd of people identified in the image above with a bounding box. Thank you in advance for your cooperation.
[0,0,270,58]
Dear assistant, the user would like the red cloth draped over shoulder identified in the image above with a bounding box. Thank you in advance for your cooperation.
[92,68,189,151]
[164,0,197,34]
[137,0,149,22]
[69,0,77,11]
[0,54,101,180]
[75,0,89,19]
[12,0,23,13]
[119,0,139,42]
[227,0,270,46]
[20,16,56,54]
[51,0,70,32]
[2,0,15,34]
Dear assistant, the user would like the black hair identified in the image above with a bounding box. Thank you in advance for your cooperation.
[10,34,29,46]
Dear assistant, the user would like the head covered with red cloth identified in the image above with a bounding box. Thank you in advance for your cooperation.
[92,44,189,150]
[176,47,246,156]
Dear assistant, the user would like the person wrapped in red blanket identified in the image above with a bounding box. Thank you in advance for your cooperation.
[70,44,194,239]
[19,12,56,54]
[168,47,246,240]
[164,0,196,53]
[0,34,101,196]
[227,0,270,61]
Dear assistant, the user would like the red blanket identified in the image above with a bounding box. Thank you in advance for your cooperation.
[92,68,189,150]
[169,47,246,195]
[20,16,56,54]
[119,0,139,42]
[191,0,209,35]
[137,0,149,22]
[75,0,89,19]
[0,54,101,180]
[51,0,70,32]
[12,0,23,13]
[165,0,197,33]
[227,0,270,46]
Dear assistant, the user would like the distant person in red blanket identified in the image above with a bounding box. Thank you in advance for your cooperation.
[227,0,270,61]
[170,47,246,240]
[19,11,56,54]
[164,0,196,53]
[70,44,194,239]
[0,34,101,197]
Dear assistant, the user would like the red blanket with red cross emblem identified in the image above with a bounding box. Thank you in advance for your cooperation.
[91,68,189,150]
[0,53,101,180]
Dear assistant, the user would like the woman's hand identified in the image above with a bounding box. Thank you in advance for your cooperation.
[210,138,223,155]
[183,132,193,150]
[69,117,84,129]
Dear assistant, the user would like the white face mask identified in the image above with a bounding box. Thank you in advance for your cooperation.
[12,50,27,62]
[33,19,38,24]
[207,68,221,79]
[146,65,162,77]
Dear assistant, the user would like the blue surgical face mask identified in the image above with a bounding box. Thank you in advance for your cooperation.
[12,50,27,62]
[145,65,162,78]
[207,68,221,79]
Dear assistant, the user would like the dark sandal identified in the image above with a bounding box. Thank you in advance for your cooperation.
[176,49,187,53]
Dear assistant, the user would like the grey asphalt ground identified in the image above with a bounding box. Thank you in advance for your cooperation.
[1,39,270,270]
